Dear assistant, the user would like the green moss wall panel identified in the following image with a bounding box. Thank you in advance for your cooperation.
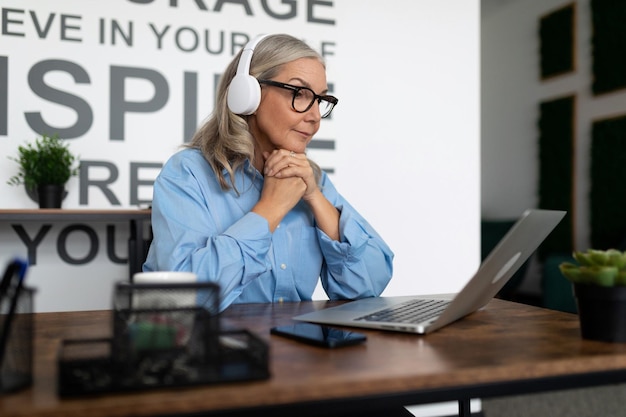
[538,95,575,258]
[590,115,626,249]
[591,0,626,94]
[539,4,575,79]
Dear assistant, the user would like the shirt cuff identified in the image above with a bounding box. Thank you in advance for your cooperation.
[223,211,271,241]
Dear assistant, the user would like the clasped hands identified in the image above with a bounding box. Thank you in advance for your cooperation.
[252,149,320,229]
[262,149,318,200]
[254,149,339,239]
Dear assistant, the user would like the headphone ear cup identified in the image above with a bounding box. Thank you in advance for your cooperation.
[227,74,261,115]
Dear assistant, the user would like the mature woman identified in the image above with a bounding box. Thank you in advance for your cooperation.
[143,33,394,312]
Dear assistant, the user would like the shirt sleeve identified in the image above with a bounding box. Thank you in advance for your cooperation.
[316,174,395,300]
[143,150,272,310]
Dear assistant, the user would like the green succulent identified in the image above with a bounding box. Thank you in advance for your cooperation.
[559,249,626,287]
[7,134,79,190]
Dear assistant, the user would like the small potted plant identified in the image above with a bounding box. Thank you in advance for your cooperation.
[559,249,626,342]
[7,134,79,208]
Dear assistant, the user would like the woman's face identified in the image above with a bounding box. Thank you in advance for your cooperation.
[248,57,327,155]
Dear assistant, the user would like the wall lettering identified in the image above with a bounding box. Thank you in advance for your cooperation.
[10,223,129,266]
[124,0,336,25]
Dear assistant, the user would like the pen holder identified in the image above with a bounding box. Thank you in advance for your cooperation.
[0,287,35,393]
[111,281,221,371]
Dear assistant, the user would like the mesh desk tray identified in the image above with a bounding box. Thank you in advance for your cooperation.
[58,328,269,396]
[58,282,269,397]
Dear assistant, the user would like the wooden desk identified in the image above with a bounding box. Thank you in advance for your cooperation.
[0,209,152,280]
[3,299,626,417]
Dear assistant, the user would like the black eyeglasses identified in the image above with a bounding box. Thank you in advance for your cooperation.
[258,79,338,118]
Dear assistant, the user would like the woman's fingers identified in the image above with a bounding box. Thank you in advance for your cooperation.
[264,149,301,176]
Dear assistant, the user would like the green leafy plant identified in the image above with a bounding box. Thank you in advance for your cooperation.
[7,134,79,190]
[559,249,626,286]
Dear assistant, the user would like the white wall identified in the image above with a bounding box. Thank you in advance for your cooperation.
[333,1,481,297]
[481,0,626,250]
[1,0,480,313]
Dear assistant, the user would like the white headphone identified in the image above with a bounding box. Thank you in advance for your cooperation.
[227,34,269,115]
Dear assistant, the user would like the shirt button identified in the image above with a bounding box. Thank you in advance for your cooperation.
[280,263,287,270]
[276,224,281,228]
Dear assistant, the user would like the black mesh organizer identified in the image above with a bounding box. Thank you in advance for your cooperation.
[58,281,269,397]
[0,287,35,393]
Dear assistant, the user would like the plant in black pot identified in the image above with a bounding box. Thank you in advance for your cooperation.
[559,249,626,342]
[7,134,79,208]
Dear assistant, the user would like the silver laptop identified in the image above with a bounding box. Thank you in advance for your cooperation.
[294,209,566,334]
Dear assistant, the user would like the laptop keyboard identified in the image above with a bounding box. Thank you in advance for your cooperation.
[354,299,450,324]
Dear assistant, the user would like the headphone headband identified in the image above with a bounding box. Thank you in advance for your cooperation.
[227,34,269,115]
[235,34,269,80]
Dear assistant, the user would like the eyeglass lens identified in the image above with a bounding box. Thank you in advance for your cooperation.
[292,88,334,118]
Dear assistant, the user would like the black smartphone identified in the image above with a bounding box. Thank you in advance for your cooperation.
[270,323,366,348]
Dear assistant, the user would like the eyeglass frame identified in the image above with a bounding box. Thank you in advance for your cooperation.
[257,79,338,118]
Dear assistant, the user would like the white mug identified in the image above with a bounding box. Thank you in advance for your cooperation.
[133,271,197,285]
[132,271,198,309]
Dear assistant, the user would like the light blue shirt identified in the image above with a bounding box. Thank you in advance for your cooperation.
[143,148,394,311]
